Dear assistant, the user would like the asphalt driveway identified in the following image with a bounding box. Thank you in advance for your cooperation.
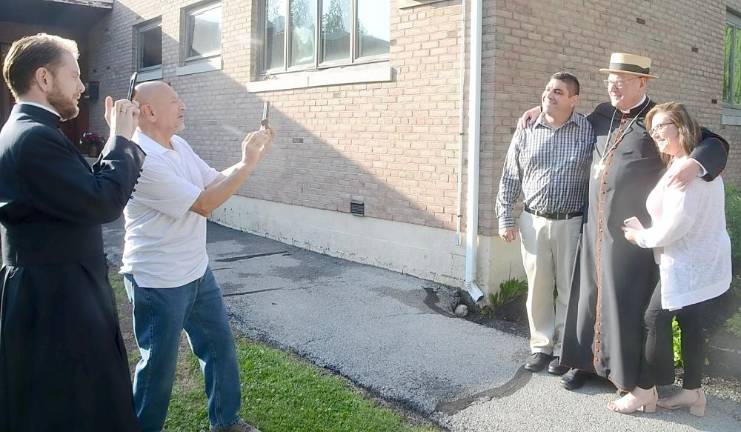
[103,220,741,431]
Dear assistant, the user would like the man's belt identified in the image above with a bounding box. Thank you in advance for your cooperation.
[524,206,582,220]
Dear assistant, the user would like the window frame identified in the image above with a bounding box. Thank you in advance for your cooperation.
[723,11,741,108]
[182,0,223,65]
[134,18,163,74]
[260,0,389,75]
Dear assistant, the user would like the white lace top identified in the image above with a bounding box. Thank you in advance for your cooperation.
[634,156,732,310]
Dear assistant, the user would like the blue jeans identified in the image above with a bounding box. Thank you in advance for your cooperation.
[124,268,241,432]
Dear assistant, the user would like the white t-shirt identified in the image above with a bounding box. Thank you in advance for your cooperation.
[120,131,221,288]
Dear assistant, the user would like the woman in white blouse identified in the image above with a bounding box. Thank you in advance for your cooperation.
[618,102,732,416]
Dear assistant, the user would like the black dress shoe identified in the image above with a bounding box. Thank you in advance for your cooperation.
[547,357,569,375]
[560,368,588,390]
[524,352,551,372]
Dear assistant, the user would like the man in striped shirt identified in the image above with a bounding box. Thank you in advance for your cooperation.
[496,72,595,375]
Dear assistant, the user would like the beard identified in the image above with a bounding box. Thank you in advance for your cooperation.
[47,86,79,121]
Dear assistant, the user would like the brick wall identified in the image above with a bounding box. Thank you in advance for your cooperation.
[89,0,739,241]
[88,0,465,231]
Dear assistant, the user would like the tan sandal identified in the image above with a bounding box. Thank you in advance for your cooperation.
[607,386,658,414]
[657,388,706,417]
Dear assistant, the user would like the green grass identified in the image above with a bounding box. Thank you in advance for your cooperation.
[109,272,437,432]
[726,185,741,274]
[672,318,683,367]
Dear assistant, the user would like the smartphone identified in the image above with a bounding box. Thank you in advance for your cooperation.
[623,217,643,230]
[260,101,270,128]
[126,72,138,100]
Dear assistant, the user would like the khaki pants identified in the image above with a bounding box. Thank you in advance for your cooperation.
[518,211,581,357]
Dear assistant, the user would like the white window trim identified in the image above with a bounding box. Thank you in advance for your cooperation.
[135,18,162,74]
[176,55,222,76]
[247,61,392,93]
[398,0,447,8]
[722,106,741,125]
[137,68,163,82]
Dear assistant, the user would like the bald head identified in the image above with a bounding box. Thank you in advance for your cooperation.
[134,81,186,140]
[133,80,170,105]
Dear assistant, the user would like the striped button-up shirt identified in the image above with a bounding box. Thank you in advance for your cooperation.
[496,111,595,229]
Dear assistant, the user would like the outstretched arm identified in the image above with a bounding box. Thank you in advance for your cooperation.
[190,128,274,217]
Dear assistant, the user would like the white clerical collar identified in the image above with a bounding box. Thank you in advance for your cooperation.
[620,95,647,113]
[18,101,61,118]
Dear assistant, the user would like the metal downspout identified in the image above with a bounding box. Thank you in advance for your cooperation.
[464,0,484,301]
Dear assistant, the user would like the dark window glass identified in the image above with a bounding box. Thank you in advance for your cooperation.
[139,25,162,70]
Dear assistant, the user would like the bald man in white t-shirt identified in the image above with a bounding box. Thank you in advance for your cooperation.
[121,81,273,432]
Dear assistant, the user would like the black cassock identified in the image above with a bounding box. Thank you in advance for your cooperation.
[561,98,729,390]
[0,104,144,431]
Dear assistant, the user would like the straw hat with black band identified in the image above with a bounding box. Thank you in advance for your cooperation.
[599,53,658,79]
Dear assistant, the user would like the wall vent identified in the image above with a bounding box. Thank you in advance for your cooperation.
[350,200,365,216]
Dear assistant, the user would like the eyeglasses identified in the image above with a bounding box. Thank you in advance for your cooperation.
[603,77,639,89]
[649,121,674,137]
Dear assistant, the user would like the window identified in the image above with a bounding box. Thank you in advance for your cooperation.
[356,0,389,58]
[135,19,162,72]
[262,0,389,73]
[321,0,351,63]
[723,12,741,106]
[184,1,222,63]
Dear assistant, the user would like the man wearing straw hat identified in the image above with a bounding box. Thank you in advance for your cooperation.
[518,53,729,394]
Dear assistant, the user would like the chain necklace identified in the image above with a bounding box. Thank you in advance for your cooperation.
[593,98,651,179]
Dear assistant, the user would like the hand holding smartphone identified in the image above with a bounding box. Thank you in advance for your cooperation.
[126,72,138,100]
[623,216,644,230]
[260,101,270,129]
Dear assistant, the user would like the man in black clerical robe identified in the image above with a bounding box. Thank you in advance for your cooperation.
[0,34,144,431]
[560,53,729,392]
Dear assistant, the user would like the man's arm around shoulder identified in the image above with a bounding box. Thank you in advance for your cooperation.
[692,128,729,181]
